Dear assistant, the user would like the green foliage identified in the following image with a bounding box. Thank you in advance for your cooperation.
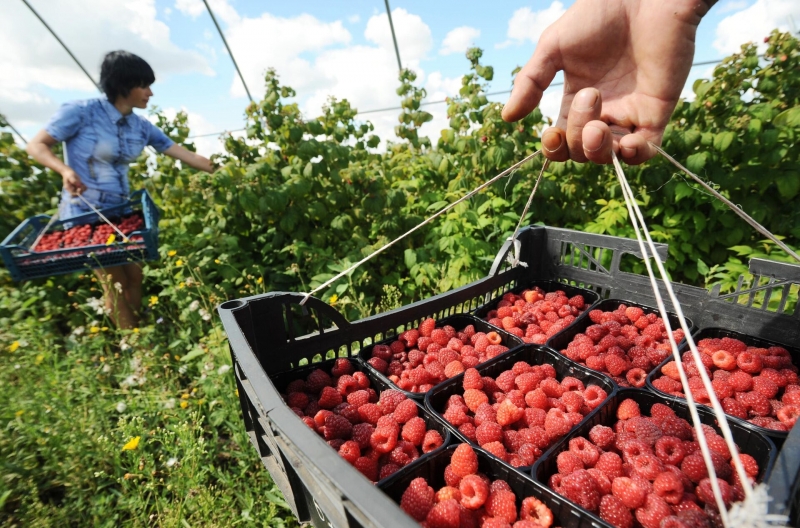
[1,33,799,525]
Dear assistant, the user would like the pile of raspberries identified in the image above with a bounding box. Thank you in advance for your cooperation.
[439,364,608,468]
[547,398,760,528]
[367,318,511,394]
[650,336,799,431]
[482,288,589,344]
[557,304,686,388]
[282,358,445,481]
[399,444,556,528]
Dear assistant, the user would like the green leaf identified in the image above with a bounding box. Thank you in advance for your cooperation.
[685,152,708,174]
[404,249,417,268]
[674,182,693,202]
[713,131,735,152]
[180,347,206,362]
[776,171,800,200]
[773,107,800,127]
[697,258,709,276]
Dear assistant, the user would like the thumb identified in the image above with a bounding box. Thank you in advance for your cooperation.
[502,31,560,123]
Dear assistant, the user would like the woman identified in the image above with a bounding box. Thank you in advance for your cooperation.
[27,50,214,329]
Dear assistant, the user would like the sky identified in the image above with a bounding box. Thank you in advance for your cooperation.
[2,0,799,156]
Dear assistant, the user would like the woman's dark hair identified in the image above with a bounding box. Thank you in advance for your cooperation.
[99,51,155,102]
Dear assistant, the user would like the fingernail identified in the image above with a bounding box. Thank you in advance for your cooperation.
[574,89,598,111]
[542,130,563,153]
[584,125,605,152]
[621,145,637,158]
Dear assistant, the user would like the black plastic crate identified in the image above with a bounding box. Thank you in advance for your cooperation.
[380,443,568,527]
[218,225,800,527]
[425,344,616,474]
[357,313,523,400]
[269,356,453,484]
[646,327,800,444]
[473,279,601,342]
[532,388,777,528]
[545,298,695,386]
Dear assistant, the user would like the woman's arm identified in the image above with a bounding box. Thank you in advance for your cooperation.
[163,144,214,173]
[26,129,87,195]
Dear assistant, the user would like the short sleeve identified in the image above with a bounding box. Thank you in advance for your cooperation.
[45,101,84,142]
[145,121,175,153]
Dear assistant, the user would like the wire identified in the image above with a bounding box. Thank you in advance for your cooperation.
[20,0,101,91]
[202,0,253,104]
[384,0,403,73]
[0,115,28,144]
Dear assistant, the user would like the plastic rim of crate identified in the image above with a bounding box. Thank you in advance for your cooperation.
[645,327,800,442]
[424,343,617,475]
[268,355,454,484]
[531,388,777,528]
[545,298,696,387]
[357,313,524,401]
[473,278,602,347]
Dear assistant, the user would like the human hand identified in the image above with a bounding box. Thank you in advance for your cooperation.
[502,0,712,164]
[62,168,87,196]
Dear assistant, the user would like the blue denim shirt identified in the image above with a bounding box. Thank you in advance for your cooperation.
[46,98,174,218]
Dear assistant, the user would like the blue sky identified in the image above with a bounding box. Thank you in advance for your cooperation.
[2,0,799,154]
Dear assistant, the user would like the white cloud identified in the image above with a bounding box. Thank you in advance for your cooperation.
[717,0,751,14]
[499,2,566,48]
[347,14,361,24]
[364,8,433,67]
[0,0,212,127]
[174,0,239,25]
[418,72,462,141]
[537,89,563,125]
[440,26,481,56]
[714,0,800,54]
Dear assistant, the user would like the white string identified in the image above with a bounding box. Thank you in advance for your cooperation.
[651,143,800,264]
[298,150,543,306]
[506,159,549,268]
[611,152,732,522]
[29,208,60,252]
[76,194,129,243]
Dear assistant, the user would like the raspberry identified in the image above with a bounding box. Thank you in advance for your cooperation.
[719,337,747,353]
[370,416,399,453]
[286,391,309,409]
[346,389,370,408]
[358,403,382,425]
[611,476,647,509]
[661,361,681,381]
[400,477,435,520]
[462,389,488,413]
[323,414,352,440]
[459,475,489,510]
[711,350,736,371]
[482,441,508,461]
[389,399,416,424]
[696,477,733,509]
[626,368,647,388]
[599,494,633,528]
[556,451,584,475]
[451,444,479,477]
[617,398,641,420]
[589,425,616,450]
[627,417,662,446]
[737,352,763,374]
[569,437,600,467]
[367,357,388,374]
[306,369,333,393]
[338,440,360,464]
[443,464,462,488]
[680,454,708,483]
[632,453,664,480]
[659,416,692,440]
[635,494,672,528]
[739,453,759,477]
[524,388,548,410]
[561,469,600,512]
[475,421,503,447]
[544,408,572,439]
[422,429,444,453]
[435,486,461,504]
[655,436,685,466]
[355,456,378,481]
[318,385,343,409]
[399,416,425,445]
[519,496,553,526]
[426,498,461,528]
[497,399,524,427]
[485,490,517,524]
[604,354,628,377]
[654,471,684,504]
[650,403,675,419]
[777,404,800,428]
[379,463,400,480]
[704,433,731,460]
[462,368,483,390]
[595,451,623,480]
[752,376,780,399]
[561,390,584,413]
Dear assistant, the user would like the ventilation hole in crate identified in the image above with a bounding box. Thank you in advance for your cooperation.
[348,342,360,356]
[316,310,339,333]
[619,252,649,276]
[719,275,799,315]
[311,353,324,364]
[298,357,309,367]
[283,303,323,340]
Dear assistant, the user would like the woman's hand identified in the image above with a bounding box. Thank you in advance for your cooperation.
[502,0,712,165]
[62,168,87,196]
[163,144,215,173]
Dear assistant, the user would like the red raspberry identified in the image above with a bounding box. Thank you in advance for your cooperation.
[569,437,600,467]
[379,463,400,480]
[655,436,685,465]
[519,496,553,526]
[306,369,333,393]
[379,389,407,415]
[635,494,672,528]
[680,454,708,483]
[462,368,483,390]
[392,398,418,424]
[430,328,449,347]
[483,441,508,461]
[595,451,623,479]
[418,318,436,338]
[603,354,627,377]
[475,421,503,447]
[485,490,517,524]
[544,408,572,439]
[561,390,585,413]
[739,453,759,477]
[435,486,461,504]
[650,403,675,419]
[443,464,462,488]
[367,357,388,374]
[497,399,524,427]
[286,379,306,394]
[556,451,584,475]
[524,388,548,410]
[461,389,488,413]
[710,350,735,371]
[777,404,800,428]
[632,453,664,480]
[422,429,444,453]
[444,361,465,378]
[599,496,633,528]
[354,456,378,481]
[611,476,647,509]
[425,498,461,528]
[561,469,600,512]
[719,337,747,353]
[696,477,733,509]
[459,474,489,510]
[338,440,360,464]
[318,386,343,409]
[627,417,663,446]
[653,471,684,504]
[401,477,435,520]
[617,398,641,420]
[659,416,692,440]
[737,352,763,374]
[626,368,647,388]
[346,389,370,408]
[589,424,615,450]
[323,414,352,440]
[389,340,406,355]
[752,376,780,399]
[351,423,374,449]
[450,444,479,478]
[331,358,355,377]
[358,403,382,425]
[370,416,399,453]
[286,391,309,409]
[400,416,425,446]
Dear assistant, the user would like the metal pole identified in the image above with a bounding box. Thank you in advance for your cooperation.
[384,0,403,72]
[20,0,101,91]
[0,115,28,144]
[202,0,254,103]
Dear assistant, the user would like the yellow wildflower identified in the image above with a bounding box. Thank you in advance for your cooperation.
[256,277,263,284]
[15,410,24,417]
[133,328,139,333]
[101,327,109,332]
[178,282,185,289]
[329,294,338,306]
[122,436,141,451]
[235,389,239,397]
[89,326,100,334]
[167,250,177,257]
[175,259,183,267]
[180,394,190,400]
[214,259,221,264]
[35,354,44,365]
[99,356,106,363]
[105,234,116,245]
[197,399,205,406]
[8,341,20,353]
[149,296,158,307]
[180,401,188,409]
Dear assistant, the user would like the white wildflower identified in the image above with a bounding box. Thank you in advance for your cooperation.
[14,364,20,370]
[164,398,176,409]
[200,373,207,381]
[120,375,138,388]
[204,362,214,371]
[120,338,131,352]
[73,326,85,336]
[199,308,211,321]
[18,339,28,347]
[129,357,142,371]
[178,365,187,375]
[166,457,178,467]
[189,300,200,312]
[87,297,107,315]
[102,364,111,373]
[114,282,123,294]
[115,401,127,413]
[217,364,231,375]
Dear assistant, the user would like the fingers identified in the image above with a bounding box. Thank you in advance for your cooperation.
[565,88,609,163]
[502,32,559,123]
[619,131,659,165]
[541,127,568,162]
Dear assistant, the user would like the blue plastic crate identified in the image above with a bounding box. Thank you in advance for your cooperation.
[0,189,160,282]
